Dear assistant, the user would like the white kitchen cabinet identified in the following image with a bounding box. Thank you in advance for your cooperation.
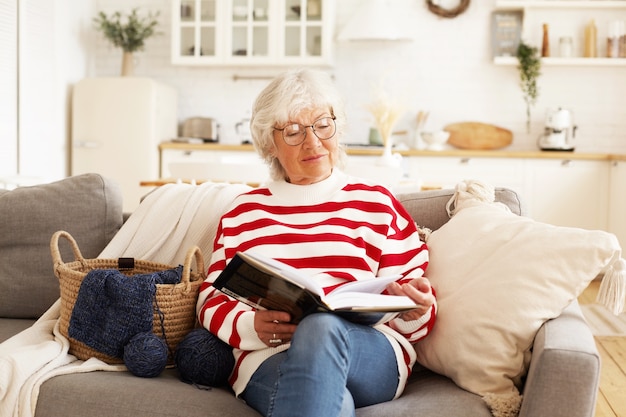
[407,156,525,194]
[609,160,626,247]
[524,158,609,230]
[172,0,221,64]
[161,147,268,183]
[171,0,334,66]
[343,155,410,192]
[493,0,626,66]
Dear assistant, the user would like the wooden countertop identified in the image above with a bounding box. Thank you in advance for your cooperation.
[159,142,625,161]
[140,178,261,187]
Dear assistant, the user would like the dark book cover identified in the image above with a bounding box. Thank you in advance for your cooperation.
[212,252,415,325]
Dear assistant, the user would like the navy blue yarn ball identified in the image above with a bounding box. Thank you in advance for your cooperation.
[175,328,234,387]
[123,331,168,378]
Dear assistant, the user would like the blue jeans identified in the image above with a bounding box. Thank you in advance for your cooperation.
[240,314,400,417]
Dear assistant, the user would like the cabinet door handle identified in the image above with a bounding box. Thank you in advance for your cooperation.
[184,150,193,156]
[459,158,471,165]
[74,141,100,149]
[561,159,572,167]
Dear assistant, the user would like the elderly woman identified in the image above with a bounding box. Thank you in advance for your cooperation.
[196,68,436,417]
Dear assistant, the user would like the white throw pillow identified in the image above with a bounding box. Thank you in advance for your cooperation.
[415,180,623,417]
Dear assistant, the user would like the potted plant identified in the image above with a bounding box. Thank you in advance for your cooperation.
[93,8,160,76]
[516,41,541,134]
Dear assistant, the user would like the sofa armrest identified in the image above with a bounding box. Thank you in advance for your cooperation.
[519,300,600,417]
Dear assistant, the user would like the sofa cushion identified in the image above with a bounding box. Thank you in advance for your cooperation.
[413,180,620,416]
[397,187,523,232]
[0,319,36,343]
[0,174,123,319]
[35,367,493,417]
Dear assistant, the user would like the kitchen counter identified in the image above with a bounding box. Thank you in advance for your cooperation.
[159,142,624,161]
[156,141,626,247]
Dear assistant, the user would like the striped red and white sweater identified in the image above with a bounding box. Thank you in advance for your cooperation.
[196,169,436,397]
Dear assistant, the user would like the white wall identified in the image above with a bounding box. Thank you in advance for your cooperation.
[0,0,18,177]
[1,0,95,183]
[90,0,626,153]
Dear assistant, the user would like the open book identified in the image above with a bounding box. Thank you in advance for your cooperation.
[212,251,417,325]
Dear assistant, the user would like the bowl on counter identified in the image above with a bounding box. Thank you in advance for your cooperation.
[420,130,450,151]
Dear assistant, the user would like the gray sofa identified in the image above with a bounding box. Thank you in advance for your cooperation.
[0,173,600,417]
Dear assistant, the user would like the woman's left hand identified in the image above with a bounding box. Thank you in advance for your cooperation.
[386,277,435,321]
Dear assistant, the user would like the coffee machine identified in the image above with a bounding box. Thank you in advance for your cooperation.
[537,108,577,151]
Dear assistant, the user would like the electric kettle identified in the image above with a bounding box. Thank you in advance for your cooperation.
[235,118,252,144]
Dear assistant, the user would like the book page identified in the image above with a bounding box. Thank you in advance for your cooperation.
[244,251,403,298]
[324,291,416,311]
[329,274,402,296]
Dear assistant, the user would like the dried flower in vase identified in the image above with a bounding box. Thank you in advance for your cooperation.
[366,88,405,148]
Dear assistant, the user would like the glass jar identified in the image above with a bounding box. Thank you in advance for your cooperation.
[607,20,624,58]
[559,37,573,58]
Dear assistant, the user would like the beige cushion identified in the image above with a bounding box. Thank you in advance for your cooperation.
[0,174,123,318]
[414,181,621,416]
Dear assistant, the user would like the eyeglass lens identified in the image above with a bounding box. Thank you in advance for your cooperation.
[282,117,336,145]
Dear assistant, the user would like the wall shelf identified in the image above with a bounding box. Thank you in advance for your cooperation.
[495,1,626,9]
[493,1,626,65]
[494,57,626,66]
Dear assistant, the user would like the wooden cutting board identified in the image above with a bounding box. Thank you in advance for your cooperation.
[444,122,513,150]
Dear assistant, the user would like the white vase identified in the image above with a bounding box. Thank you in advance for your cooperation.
[377,139,402,167]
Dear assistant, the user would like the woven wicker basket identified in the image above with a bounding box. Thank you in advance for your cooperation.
[50,230,205,364]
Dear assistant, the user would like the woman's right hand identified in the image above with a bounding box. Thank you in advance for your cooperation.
[254,310,297,347]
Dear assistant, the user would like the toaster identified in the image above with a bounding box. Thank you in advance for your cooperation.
[182,117,219,142]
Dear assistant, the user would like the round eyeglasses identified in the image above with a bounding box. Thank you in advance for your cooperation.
[274,116,336,146]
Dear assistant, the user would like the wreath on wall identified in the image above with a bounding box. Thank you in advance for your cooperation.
[426,0,470,18]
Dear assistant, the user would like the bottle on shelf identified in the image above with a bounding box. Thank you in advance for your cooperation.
[542,23,550,57]
[608,21,620,58]
[584,19,597,58]
[608,20,626,58]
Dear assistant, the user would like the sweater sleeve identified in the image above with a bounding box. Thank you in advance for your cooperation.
[196,234,267,351]
[387,295,437,343]
[379,196,437,343]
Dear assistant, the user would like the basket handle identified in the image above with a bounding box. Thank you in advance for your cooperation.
[50,230,88,270]
[182,246,205,289]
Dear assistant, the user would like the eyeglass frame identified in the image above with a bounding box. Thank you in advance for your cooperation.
[273,116,337,146]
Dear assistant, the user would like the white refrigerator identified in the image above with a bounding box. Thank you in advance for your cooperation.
[71,78,177,212]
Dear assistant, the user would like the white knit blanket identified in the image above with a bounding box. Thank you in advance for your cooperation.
[0,181,251,417]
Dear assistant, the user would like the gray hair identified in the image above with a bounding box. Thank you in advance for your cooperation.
[250,68,347,181]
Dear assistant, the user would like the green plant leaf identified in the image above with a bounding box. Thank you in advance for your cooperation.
[516,41,542,133]
[94,8,160,53]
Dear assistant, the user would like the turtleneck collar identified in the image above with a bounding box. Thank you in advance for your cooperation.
[266,169,349,205]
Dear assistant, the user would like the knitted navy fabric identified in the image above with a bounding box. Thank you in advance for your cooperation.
[175,327,234,387]
[69,265,183,358]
